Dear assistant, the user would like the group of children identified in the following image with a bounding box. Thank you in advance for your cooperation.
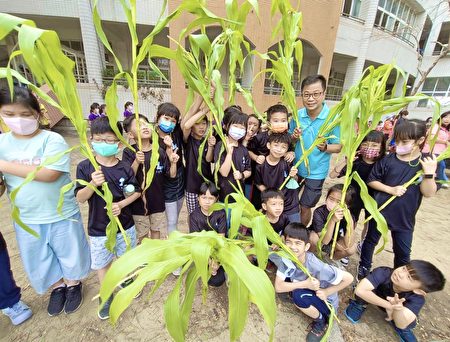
[0,81,447,342]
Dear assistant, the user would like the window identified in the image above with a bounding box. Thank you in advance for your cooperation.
[325,71,345,101]
[60,40,84,53]
[342,0,362,19]
[264,60,302,96]
[417,77,450,107]
[374,0,417,46]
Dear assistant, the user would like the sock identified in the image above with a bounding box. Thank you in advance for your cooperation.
[53,283,67,289]
[316,313,323,320]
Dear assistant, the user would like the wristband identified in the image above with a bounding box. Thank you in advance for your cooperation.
[324,143,328,151]
[423,174,434,179]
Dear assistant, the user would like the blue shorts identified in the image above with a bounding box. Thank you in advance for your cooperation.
[13,212,91,295]
[89,226,137,270]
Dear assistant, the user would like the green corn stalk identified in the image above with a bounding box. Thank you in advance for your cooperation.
[0,14,129,250]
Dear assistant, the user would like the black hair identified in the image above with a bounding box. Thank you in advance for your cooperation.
[156,102,181,122]
[406,260,446,293]
[99,104,107,115]
[361,130,386,160]
[248,114,261,127]
[393,121,427,148]
[90,102,100,112]
[440,111,450,130]
[261,188,285,204]
[326,184,353,206]
[283,222,310,242]
[268,132,291,146]
[223,105,243,130]
[301,74,327,91]
[122,114,150,133]
[90,116,123,137]
[0,86,41,114]
[198,182,219,197]
[227,112,248,142]
[124,101,133,109]
[266,104,288,122]
[425,116,432,123]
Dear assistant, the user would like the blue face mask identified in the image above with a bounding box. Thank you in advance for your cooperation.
[92,142,119,157]
[159,119,176,133]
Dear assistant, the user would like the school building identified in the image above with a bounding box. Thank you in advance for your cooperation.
[0,0,449,122]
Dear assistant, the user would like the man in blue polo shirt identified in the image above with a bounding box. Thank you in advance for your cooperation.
[289,75,341,225]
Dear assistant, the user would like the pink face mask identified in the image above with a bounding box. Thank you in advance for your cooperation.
[2,116,39,135]
[396,143,414,155]
[360,146,380,159]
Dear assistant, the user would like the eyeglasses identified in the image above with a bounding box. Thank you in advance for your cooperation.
[301,92,323,100]
[92,138,119,144]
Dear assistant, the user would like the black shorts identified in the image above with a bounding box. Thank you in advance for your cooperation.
[298,177,324,208]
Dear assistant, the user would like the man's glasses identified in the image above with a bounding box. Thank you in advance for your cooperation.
[92,138,119,144]
[301,91,323,100]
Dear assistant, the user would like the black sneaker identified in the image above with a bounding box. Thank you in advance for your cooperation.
[64,282,83,314]
[98,295,113,320]
[47,286,67,316]
[357,265,370,280]
[306,316,328,342]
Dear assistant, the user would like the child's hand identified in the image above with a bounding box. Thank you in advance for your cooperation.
[91,169,105,187]
[387,293,406,311]
[289,166,298,177]
[306,277,320,291]
[332,207,344,222]
[209,80,216,99]
[136,151,145,164]
[233,170,243,181]
[111,202,121,216]
[284,151,295,163]
[389,185,407,196]
[291,127,302,139]
[271,244,280,251]
[169,153,180,164]
[420,154,437,175]
[209,258,219,276]
[316,288,328,301]
[163,135,173,148]
[208,135,216,147]
[256,155,266,164]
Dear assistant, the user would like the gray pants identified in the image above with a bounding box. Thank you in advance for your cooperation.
[165,197,184,234]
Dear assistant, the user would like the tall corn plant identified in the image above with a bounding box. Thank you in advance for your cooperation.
[0,14,131,249]
[316,64,441,258]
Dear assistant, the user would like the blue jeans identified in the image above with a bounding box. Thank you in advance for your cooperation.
[360,220,413,270]
[391,321,417,342]
[0,247,21,309]
[437,159,448,182]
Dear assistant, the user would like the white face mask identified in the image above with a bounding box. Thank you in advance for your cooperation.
[228,126,246,141]
[2,116,39,135]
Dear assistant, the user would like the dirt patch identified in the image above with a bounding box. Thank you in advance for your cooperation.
[1,132,449,341]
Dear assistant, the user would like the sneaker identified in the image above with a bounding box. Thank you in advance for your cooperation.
[47,286,66,316]
[306,316,328,342]
[345,299,367,324]
[339,257,349,268]
[64,282,83,314]
[98,295,113,320]
[356,241,363,255]
[357,265,370,281]
[442,183,449,189]
[2,300,33,325]
[119,278,142,299]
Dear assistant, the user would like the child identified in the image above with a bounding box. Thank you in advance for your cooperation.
[345,260,445,342]
[248,104,294,164]
[181,96,216,214]
[123,101,133,118]
[214,112,251,202]
[88,102,103,121]
[274,223,353,341]
[261,188,289,236]
[0,87,90,316]
[75,117,141,320]
[309,184,357,261]
[254,133,300,222]
[243,114,262,206]
[156,103,185,235]
[99,104,107,116]
[358,121,439,280]
[189,182,226,286]
[0,176,32,325]
[330,130,386,250]
[122,114,177,241]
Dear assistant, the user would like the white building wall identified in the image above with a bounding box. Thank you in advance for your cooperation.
[95,0,166,25]
[3,0,79,18]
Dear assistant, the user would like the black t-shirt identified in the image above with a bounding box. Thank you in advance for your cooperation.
[339,158,376,212]
[367,153,437,231]
[122,144,169,215]
[309,204,353,243]
[0,231,6,251]
[158,128,185,202]
[248,131,270,156]
[213,141,251,202]
[254,159,300,216]
[185,135,213,193]
[366,266,425,317]
[75,159,140,236]
[270,213,290,235]
[189,207,227,235]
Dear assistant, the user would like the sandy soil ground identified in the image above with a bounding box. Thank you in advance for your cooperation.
[0,132,449,342]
